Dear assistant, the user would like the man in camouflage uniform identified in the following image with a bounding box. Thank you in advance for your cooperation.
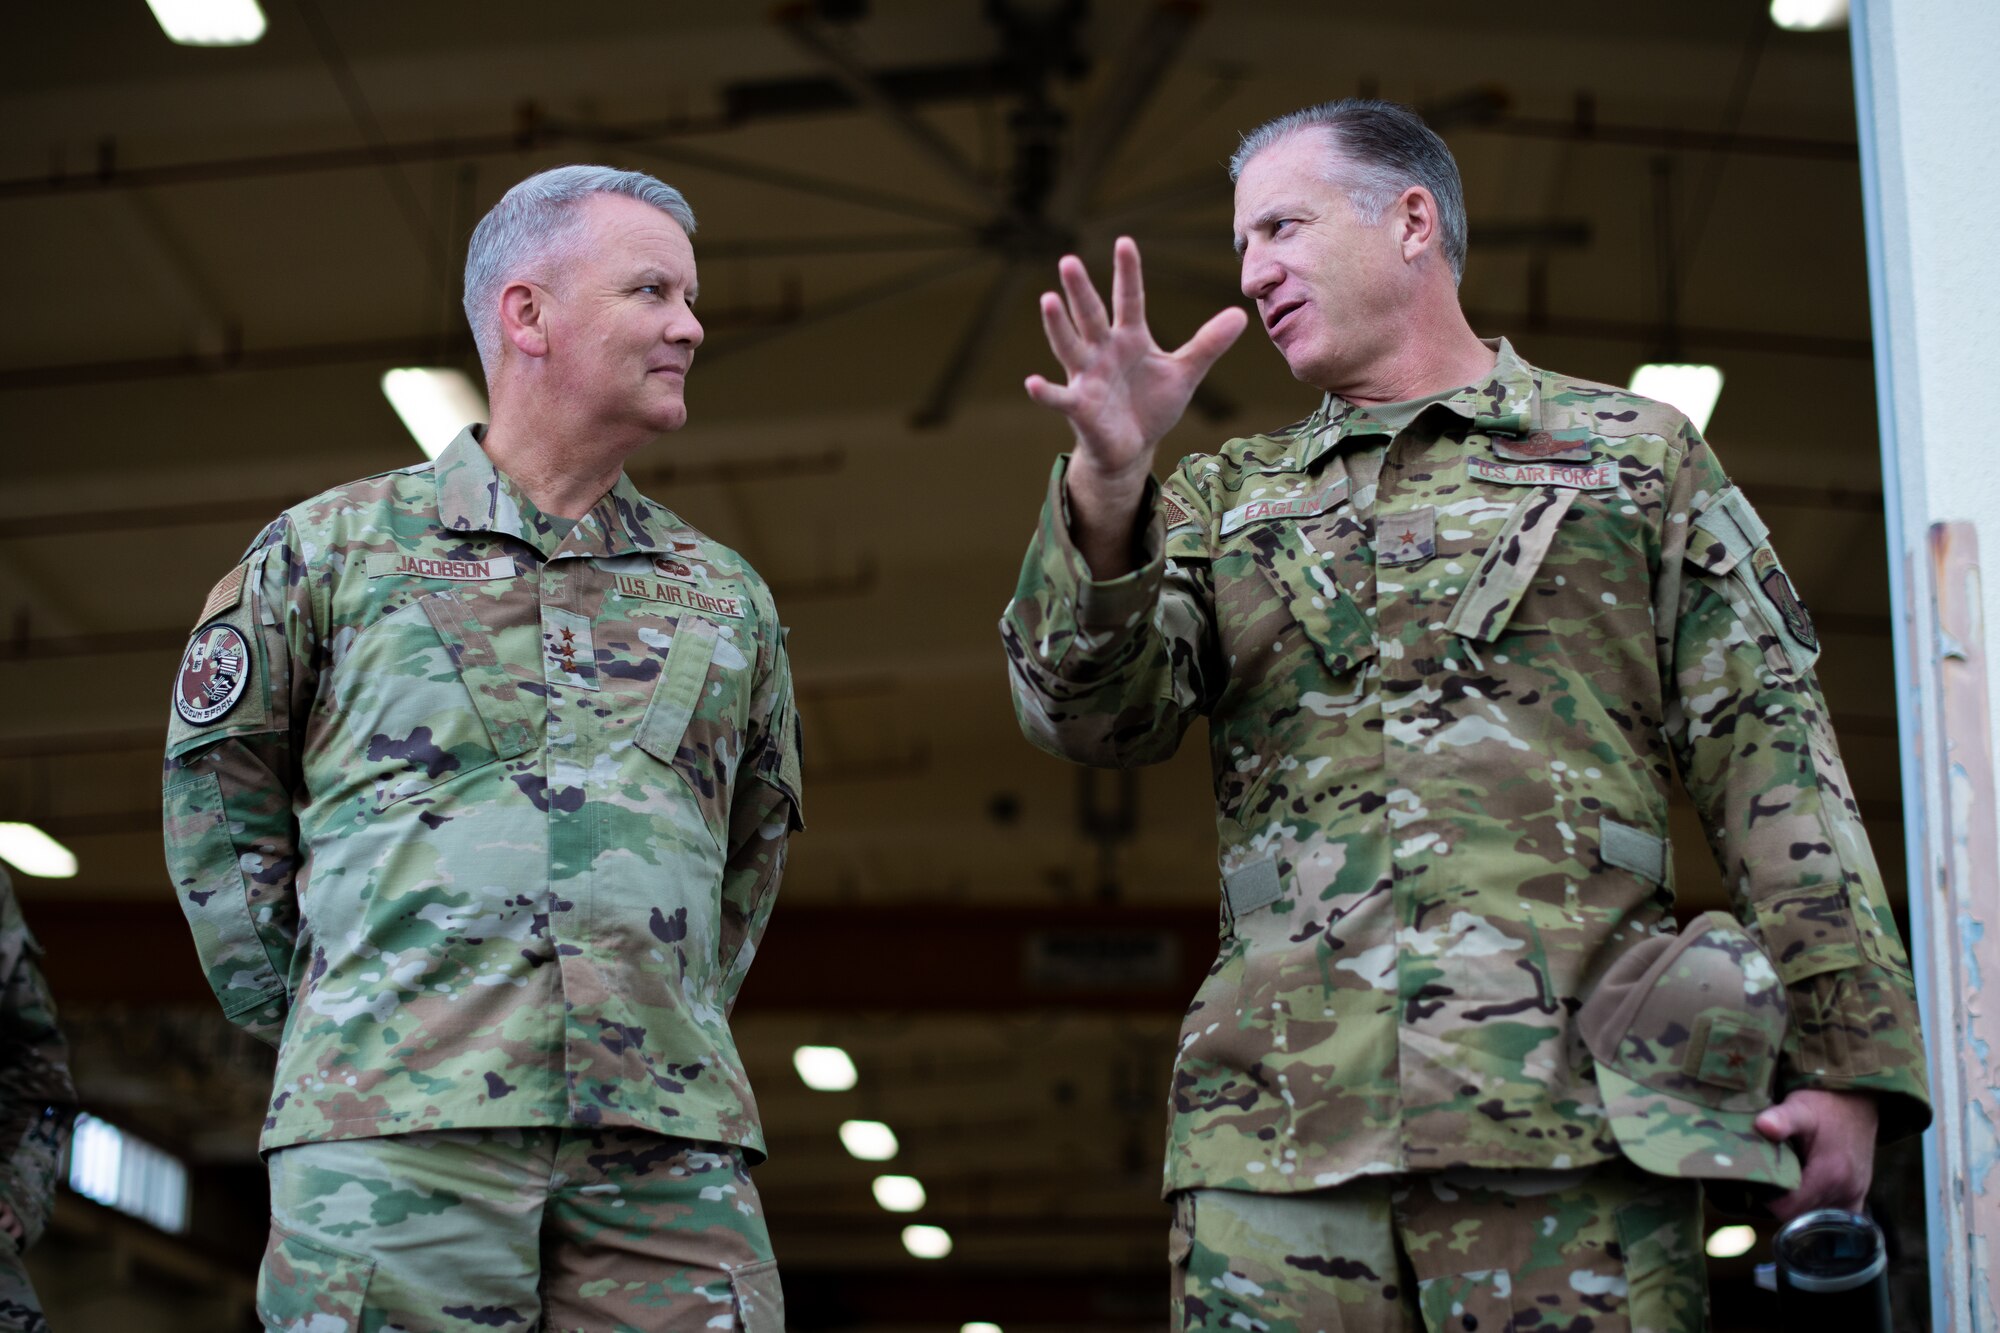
[162,167,801,1333]
[1003,99,1929,1331]
[0,867,78,1333]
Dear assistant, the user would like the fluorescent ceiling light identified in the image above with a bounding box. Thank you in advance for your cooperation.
[1770,0,1848,31]
[901,1224,952,1260]
[145,0,267,46]
[68,1113,190,1233]
[792,1045,858,1092]
[1705,1224,1758,1260]
[381,368,488,460]
[871,1174,926,1213]
[1629,363,1725,434]
[838,1119,899,1162]
[0,823,78,879]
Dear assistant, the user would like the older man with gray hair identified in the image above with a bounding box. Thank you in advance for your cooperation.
[161,165,800,1331]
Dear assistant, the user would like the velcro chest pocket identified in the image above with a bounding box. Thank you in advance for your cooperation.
[1445,487,1578,642]
[1250,524,1375,679]
[1273,560,1375,677]
[636,615,720,762]
[419,591,540,760]
[635,615,759,851]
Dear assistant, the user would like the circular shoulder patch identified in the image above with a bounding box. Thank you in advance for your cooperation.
[174,623,253,727]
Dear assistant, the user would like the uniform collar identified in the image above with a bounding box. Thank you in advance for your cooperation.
[433,425,684,560]
[1297,337,1541,470]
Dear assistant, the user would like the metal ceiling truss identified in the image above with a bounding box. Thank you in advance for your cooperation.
[0,5,1871,422]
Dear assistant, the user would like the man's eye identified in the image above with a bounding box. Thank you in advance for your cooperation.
[638,284,662,296]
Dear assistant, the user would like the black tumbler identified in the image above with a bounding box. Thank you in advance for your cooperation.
[1773,1209,1892,1332]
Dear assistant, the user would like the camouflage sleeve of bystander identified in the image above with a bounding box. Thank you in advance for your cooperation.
[0,871,77,1251]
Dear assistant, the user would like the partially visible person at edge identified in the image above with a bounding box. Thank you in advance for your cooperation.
[1000,98,1929,1332]
[161,166,802,1333]
[0,867,78,1333]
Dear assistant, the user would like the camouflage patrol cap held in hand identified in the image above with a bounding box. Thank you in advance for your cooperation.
[1580,912,1801,1189]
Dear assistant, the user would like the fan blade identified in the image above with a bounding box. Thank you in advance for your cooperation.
[1045,2,1204,225]
[584,129,985,229]
[910,260,1029,429]
[697,231,980,261]
[1090,168,1227,231]
[698,253,991,369]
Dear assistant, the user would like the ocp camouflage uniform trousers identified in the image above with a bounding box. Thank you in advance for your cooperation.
[259,1127,783,1333]
[1172,1163,1703,1333]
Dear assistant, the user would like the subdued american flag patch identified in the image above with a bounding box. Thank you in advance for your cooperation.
[197,564,247,627]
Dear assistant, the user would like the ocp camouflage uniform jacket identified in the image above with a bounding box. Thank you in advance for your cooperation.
[0,869,76,1251]
[162,429,803,1157]
[1002,339,1930,1197]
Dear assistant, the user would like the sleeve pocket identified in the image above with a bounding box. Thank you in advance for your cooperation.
[163,772,288,1021]
[1685,487,1819,674]
[256,1222,375,1332]
[728,1258,785,1333]
[1751,885,1865,985]
[758,681,805,834]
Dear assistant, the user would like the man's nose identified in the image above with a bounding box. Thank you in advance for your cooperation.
[1240,246,1280,302]
[674,308,704,350]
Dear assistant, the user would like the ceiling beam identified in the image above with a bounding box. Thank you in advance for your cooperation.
[0,293,803,393]
[777,9,1015,221]
[0,100,1858,212]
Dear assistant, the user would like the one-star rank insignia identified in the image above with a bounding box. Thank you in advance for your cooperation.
[1376,505,1436,567]
[173,623,252,727]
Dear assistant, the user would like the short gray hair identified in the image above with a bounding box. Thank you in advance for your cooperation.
[1230,99,1468,286]
[462,164,697,377]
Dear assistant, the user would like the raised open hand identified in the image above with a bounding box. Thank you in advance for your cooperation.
[1025,237,1246,576]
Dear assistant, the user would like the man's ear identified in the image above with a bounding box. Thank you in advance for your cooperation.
[1396,185,1441,266]
[499,280,551,360]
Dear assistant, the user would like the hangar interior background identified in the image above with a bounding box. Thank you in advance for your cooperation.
[0,2,1913,1329]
